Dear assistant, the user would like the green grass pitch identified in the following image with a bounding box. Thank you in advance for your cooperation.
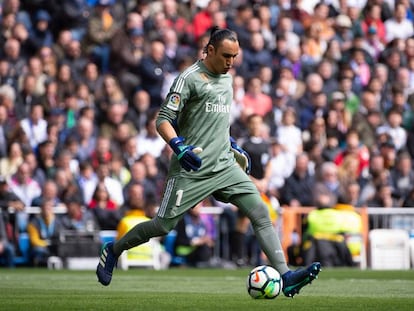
[1,267,414,311]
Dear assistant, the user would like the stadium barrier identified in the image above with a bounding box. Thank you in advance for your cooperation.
[281,206,414,269]
[4,205,414,269]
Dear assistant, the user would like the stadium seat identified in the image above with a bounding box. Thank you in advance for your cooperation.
[13,233,31,266]
[369,229,410,270]
[118,238,163,270]
[99,230,117,245]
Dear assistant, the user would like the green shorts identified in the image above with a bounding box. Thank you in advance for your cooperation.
[157,164,259,219]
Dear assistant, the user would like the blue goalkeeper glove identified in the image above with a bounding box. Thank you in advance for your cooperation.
[230,136,251,174]
[169,137,202,172]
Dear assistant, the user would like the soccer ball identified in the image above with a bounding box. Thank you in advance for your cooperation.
[246,265,283,299]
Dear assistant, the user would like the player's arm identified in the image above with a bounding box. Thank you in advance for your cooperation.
[157,105,202,172]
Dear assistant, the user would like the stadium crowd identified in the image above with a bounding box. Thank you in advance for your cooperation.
[1,0,414,268]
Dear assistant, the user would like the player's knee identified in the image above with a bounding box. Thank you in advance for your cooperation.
[154,216,178,235]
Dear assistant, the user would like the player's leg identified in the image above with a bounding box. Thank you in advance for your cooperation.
[97,176,213,286]
[96,216,179,286]
[231,192,321,297]
[230,193,289,274]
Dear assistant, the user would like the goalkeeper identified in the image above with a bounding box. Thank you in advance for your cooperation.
[97,27,320,297]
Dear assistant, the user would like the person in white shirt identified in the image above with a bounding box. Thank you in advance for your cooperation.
[384,2,414,43]
[19,103,48,151]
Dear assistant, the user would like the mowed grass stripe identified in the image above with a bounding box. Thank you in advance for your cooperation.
[1,268,414,311]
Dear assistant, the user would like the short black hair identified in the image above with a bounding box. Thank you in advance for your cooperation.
[203,27,238,54]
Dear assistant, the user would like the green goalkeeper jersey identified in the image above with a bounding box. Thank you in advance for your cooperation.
[156,59,236,177]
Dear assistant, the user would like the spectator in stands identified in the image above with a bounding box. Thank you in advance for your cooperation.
[116,181,170,269]
[20,103,47,151]
[0,174,24,241]
[364,27,386,63]
[110,12,144,99]
[243,31,273,79]
[99,101,136,140]
[303,2,335,42]
[27,10,53,54]
[302,192,359,267]
[31,179,62,208]
[27,199,61,266]
[67,116,97,163]
[314,161,341,202]
[240,114,270,193]
[95,161,124,207]
[53,166,82,204]
[333,130,370,179]
[84,0,120,74]
[384,2,414,43]
[62,39,88,82]
[52,29,72,61]
[61,196,99,232]
[121,135,141,169]
[265,139,295,199]
[56,0,90,41]
[90,135,112,170]
[138,39,174,109]
[88,180,121,230]
[367,182,399,209]
[19,56,47,97]
[277,107,303,161]
[299,91,328,131]
[281,152,315,207]
[38,79,59,118]
[109,152,131,188]
[8,161,42,229]
[340,180,364,208]
[0,141,23,180]
[337,153,361,187]
[277,59,306,100]
[0,202,15,267]
[123,160,157,207]
[296,72,324,111]
[359,151,389,205]
[2,0,31,31]
[76,161,98,206]
[275,15,300,52]
[75,82,95,110]
[161,0,193,43]
[55,149,79,180]
[82,61,103,96]
[229,74,245,126]
[242,76,272,117]
[390,151,414,205]
[3,37,26,89]
[361,3,386,44]
[349,47,372,91]
[376,107,407,151]
[15,74,42,120]
[402,185,414,207]
[328,91,352,135]
[225,4,251,48]
[117,182,150,236]
[35,139,56,179]
[303,115,327,152]
[192,0,220,42]
[125,89,150,133]
[136,110,166,159]
[95,73,127,122]
[174,201,215,267]
[55,62,77,104]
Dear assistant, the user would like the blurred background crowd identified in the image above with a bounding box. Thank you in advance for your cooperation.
[1,0,414,269]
